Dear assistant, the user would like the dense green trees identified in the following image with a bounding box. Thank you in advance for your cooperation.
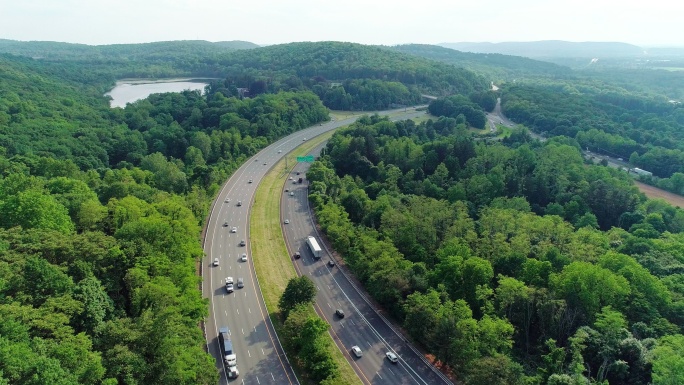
[308,116,682,383]
[279,278,340,383]
[0,48,334,384]
[500,82,684,178]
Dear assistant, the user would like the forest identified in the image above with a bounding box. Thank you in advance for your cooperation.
[308,114,684,385]
[2,36,684,385]
[0,51,333,384]
[500,81,684,180]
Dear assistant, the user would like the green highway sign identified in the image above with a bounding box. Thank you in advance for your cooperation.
[296,155,315,162]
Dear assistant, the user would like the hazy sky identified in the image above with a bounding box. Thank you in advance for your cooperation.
[1,0,682,47]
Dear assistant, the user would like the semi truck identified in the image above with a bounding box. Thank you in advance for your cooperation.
[218,327,237,366]
[306,236,322,259]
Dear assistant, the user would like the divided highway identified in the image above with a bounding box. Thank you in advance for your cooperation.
[202,107,439,384]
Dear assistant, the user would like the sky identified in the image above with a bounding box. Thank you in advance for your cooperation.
[1,0,682,47]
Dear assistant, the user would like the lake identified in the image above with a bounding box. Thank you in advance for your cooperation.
[105,79,212,108]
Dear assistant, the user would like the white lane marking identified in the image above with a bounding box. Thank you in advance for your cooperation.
[262,348,265,355]
[248,350,251,358]
[248,308,251,314]
[236,308,239,315]
[254,326,257,333]
[225,310,227,316]
[256,376,260,384]
[271,373,275,381]
[377,372,383,380]
[242,328,244,335]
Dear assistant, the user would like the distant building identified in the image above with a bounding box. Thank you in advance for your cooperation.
[237,88,250,98]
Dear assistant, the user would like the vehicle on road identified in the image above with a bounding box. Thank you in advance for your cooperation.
[289,191,294,196]
[225,197,230,203]
[289,177,293,180]
[298,177,303,183]
[248,179,253,183]
[231,227,237,233]
[237,201,242,206]
[213,258,219,266]
[263,162,267,165]
[294,252,301,259]
[306,236,322,259]
[385,351,398,363]
[239,239,246,246]
[351,346,363,358]
[335,309,345,318]
[303,137,306,141]
[237,278,244,288]
[226,277,234,293]
[227,366,239,379]
[284,219,290,224]
[328,259,335,267]
[219,327,237,366]
[223,221,229,227]
[240,253,247,262]
[278,150,282,153]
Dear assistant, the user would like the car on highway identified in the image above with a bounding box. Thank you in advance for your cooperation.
[226,277,234,293]
[248,179,253,183]
[241,253,247,262]
[225,197,230,203]
[231,227,237,233]
[213,258,219,266]
[278,150,282,153]
[227,366,239,379]
[303,137,307,141]
[385,351,398,363]
[289,176,293,180]
[328,259,335,267]
[294,252,301,259]
[263,162,267,165]
[223,221,229,227]
[335,309,345,318]
[289,191,294,196]
[237,201,242,206]
[351,346,363,358]
[237,278,244,288]
[239,239,246,247]
[284,219,290,224]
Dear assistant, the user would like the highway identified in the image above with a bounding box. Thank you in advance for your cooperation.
[202,107,430,384]
[280,143,453,382]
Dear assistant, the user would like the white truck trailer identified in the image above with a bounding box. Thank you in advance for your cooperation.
[306,236,322,259]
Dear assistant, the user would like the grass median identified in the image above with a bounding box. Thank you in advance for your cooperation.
[250,129,362,385]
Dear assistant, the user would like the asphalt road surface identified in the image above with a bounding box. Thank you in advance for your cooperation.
[203,107,430,384]
[281,152,453,383]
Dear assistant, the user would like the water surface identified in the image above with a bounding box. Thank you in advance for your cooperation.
[106,79,210,108]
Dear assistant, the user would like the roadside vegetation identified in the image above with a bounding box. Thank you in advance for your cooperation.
[309,114,684,384]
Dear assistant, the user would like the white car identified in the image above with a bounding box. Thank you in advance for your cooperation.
[225,197,230,203]
[231,227,237,233]
[278,150,282,153]
[385,351,398,363]
[226,277,234,292]
[213,258,219,266]
[351,346,363,358]
[227,366,239,379]
[241,253,248,262]
[284,219,290,224]
[303,137,306,141]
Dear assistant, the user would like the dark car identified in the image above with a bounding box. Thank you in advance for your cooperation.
[298,177,303,183]
[294,252,301,259]
[335,309,345,318]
